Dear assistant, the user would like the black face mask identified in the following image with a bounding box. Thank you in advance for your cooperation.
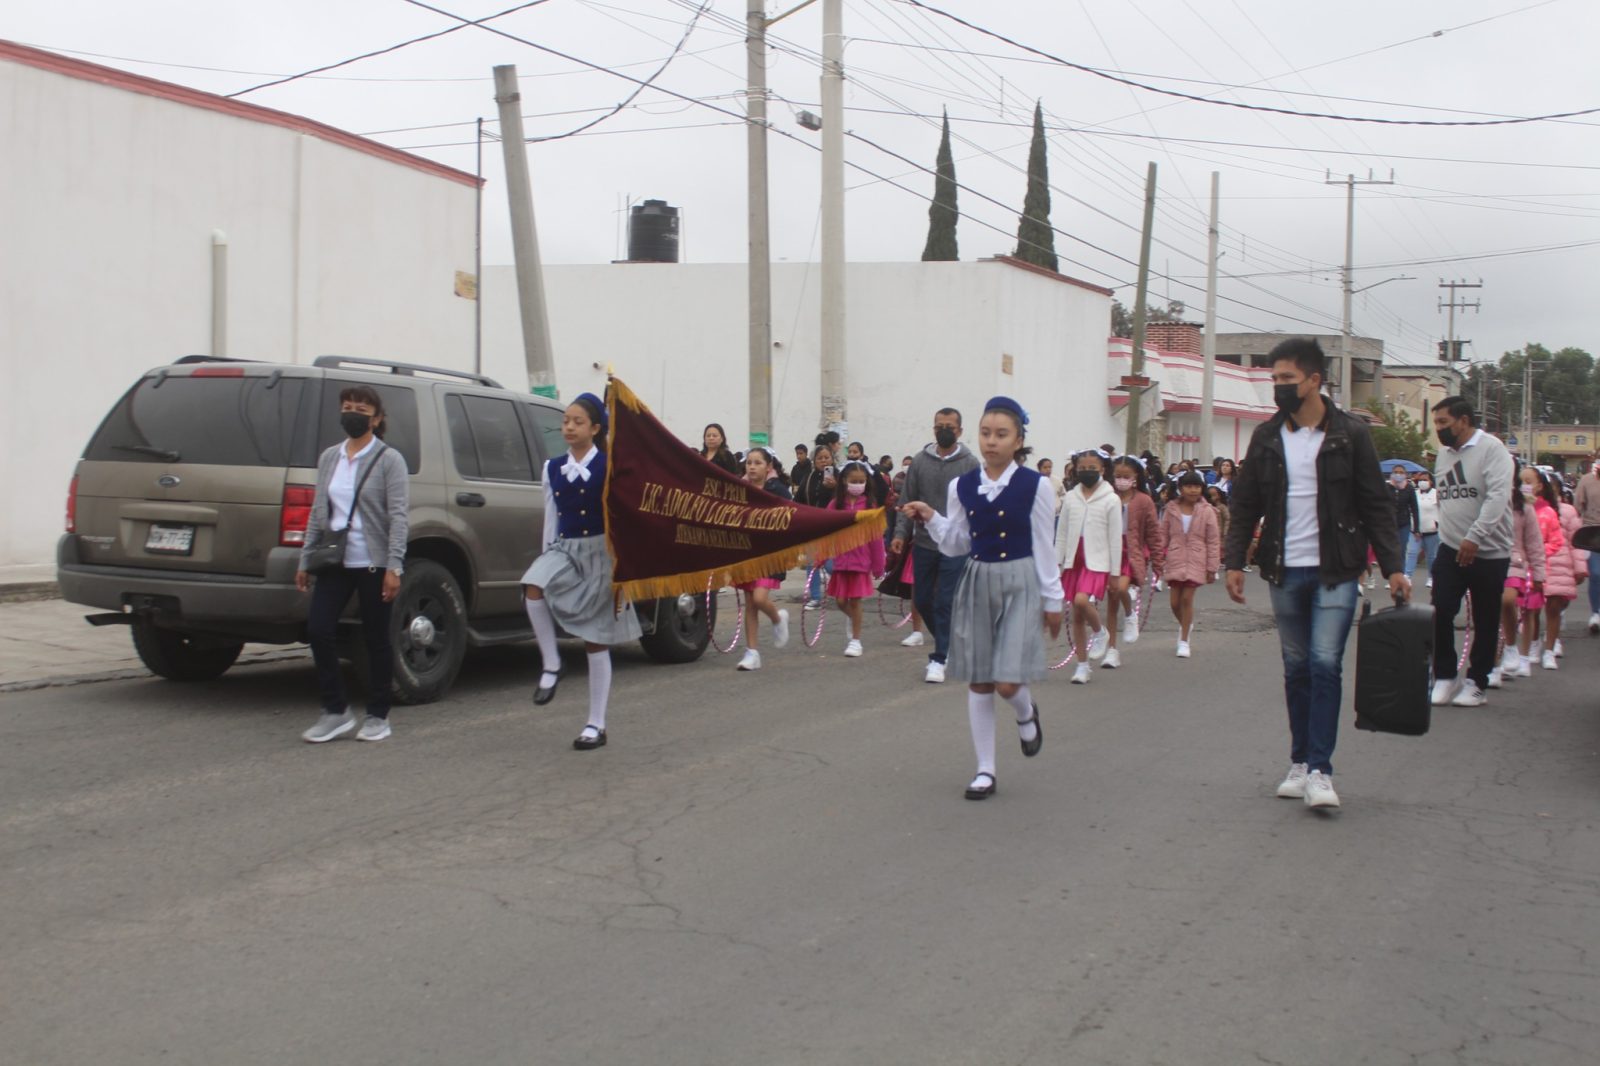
[1076,470,1102,488]
[1436,426,1457,449]
[1273,383,1305,415]
[340,411,372,438]
[934,427,958,448]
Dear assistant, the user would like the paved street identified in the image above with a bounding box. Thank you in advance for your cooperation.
[3,583,1598,1065]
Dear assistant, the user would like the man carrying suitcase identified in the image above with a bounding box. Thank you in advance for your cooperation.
[1428,396,1515,708]
[1225,338,1406,811]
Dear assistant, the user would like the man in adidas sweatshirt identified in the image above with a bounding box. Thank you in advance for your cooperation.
[891,407,980,683]
[1430,396,1515,707]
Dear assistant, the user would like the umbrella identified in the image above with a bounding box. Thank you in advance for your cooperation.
[1380,458,1427,474]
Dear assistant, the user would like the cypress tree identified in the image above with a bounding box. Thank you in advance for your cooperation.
[1014,101,1058,272]
[921,109,959,261]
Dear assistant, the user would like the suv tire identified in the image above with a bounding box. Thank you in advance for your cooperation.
[130,618,244,681]
[390,560,468,705]
[638,593,712,664]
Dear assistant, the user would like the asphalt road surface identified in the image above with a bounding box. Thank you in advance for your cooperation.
[3,584,1598,1065]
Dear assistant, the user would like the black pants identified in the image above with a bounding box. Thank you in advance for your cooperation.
[308,566,393,719]
[1430,544,1510,689]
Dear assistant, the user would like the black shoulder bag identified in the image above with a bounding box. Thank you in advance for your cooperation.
[305,443,388,574]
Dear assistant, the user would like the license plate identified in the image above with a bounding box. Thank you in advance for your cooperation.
[145,524,195,555]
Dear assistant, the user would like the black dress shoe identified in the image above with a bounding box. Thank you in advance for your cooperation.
[532,670,563,706]
[572,727,607,750]
[964,772,996,800]
[1020,702,1042,758]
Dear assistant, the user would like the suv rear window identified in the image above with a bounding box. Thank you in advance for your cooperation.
[85,375,311,467]
[316,380,422,473]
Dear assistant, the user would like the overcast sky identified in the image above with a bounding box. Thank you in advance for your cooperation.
[12,0,1600,370]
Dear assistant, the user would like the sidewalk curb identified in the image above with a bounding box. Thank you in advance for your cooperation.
[0,649,311,694]
[0,582,61,605]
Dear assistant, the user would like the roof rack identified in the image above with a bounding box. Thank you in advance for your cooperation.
[173,354,262,364]
[312,355,503,390]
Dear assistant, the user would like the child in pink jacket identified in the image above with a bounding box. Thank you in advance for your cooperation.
[825,462,887,658]
[1159,472,1220,658]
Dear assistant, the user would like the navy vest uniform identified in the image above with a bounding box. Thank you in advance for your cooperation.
[547,452,606,539]
[954,466,1041,562]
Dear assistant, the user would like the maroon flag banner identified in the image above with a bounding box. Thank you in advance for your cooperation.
[603,378,886,602]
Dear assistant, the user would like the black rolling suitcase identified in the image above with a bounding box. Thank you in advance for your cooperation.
[1354,600,1435,736]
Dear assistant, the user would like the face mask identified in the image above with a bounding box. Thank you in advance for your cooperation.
[846,482,866,497]
[1391,473,1408,486]
[1273,382,1305,415]
[934,427,958,448]
[1077,470,1101,488]
[1417,482,1431,492]
[1114,477,1135,492]
[1436,426,1457,449]
[340,411,372,438]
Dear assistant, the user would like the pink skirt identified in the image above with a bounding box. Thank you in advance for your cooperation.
[900,551,915,583]
[1507,575,1545,612]
[734,577,781,591]
[1119,534,1134,578]
[1060,543,1110,602]
[827,569,875,599]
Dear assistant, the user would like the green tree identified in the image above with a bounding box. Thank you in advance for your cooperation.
[921,109,959,262]
[1468,343,1598,438]
[1013,101,1058,272]
[1110,299,1186,338]
[1365,401,1431,464]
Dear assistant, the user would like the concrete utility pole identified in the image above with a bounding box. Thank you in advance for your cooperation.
[1325,170,1393,408]
[493,65,557,399]
[210,230,228,358]
[1123,162,1158,458]
[745,0,773,448]
[819,0,847,436]
[1437,279,1481,371]
[1199,171,1219,462]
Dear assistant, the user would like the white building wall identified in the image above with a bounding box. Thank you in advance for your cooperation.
[0,53,478,574]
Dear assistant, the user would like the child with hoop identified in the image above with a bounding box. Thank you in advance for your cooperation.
[733,447,793,671]
[1056,448,1124,685]
[825,461,886,658]
[1103,454,1163,668]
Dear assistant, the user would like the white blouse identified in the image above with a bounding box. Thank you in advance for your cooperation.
[925,462,1064,611]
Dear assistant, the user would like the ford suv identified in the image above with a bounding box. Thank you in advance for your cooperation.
[57,355,710,702]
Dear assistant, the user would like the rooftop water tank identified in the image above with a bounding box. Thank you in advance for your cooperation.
[627,199,680,263]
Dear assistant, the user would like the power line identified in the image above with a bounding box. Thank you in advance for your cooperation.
[226,0,553,98]
[893,0,1600,126]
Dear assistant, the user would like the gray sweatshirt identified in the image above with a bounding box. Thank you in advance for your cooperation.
[301,442,410,571]
[893,442,980,550]
[1433,429,1514,559]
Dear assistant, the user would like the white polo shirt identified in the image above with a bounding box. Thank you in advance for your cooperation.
[328,437,379,568]
[1280,416,1326,568]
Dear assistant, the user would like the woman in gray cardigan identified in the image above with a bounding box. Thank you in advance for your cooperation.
[295,385,410,743]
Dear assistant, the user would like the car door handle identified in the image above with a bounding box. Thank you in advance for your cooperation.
[456,492,486,507]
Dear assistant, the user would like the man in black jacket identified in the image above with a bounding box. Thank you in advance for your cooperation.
[1225,338,1406,811]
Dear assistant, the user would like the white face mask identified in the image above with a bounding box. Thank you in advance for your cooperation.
[1391,473,1408,485]
[846,482,867,497]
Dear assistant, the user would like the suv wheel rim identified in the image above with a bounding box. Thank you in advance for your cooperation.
[401,593,447,674]
[408,614,437,648]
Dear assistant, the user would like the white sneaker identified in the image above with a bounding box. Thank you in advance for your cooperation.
[1175,639,1191,658]
[844,639,863,658]
[1515,656,1533,678]
[356,715,392,742]
[1487,667,1503,689]
[1589,612,1600,635]
[1529,639,1544,661]
[1122,616,1139,645]
[1088,628,1110,661]
[924,660,946,683]
[1426,577,1433,589]
[302,710,357,743]
[1500,645,1521,677]
[1304,770,1340,809]
[1276,762,1309,799]
[1430,677,1461,706]
[772,609,790,649]
[1553,638,1564,658]
[1541,650,1558,670]
[1365,574,1376,590]
[900,630,925,647]
[1102,647,1122,669]
[737,648,762,671]
[1071,663,1092,684]
[1153,577,1164,591]
[1451,679,1486,707]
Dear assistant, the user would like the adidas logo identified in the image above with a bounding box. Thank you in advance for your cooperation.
[1439,460,1479,500]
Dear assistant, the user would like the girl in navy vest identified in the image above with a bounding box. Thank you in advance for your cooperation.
[522,392,641,750]
[900,397,1064,800]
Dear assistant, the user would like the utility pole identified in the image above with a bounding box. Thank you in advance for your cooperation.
[745,0,772,447]
[493,65,557,399]
[1437,278,1481,394]
[474,117,484,376]
[1123,162,1158,458]
[819,0,847,436]
[1199,171,1219,462]
[1325,170,1393,408]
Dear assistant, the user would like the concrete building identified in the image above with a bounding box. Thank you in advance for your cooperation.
[1524,425,1599,469]
[1214,331,1385,410]
[1380,363,1465,456]
[1,42,480,578]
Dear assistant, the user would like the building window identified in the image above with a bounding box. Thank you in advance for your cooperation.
[1549,435,1560,446]
[1577,435,1588,446]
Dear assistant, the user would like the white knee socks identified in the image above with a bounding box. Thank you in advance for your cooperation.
[968,690,996,777]
[586,650,612,732]
[525,599,561,687]
[1006,685,1037,744]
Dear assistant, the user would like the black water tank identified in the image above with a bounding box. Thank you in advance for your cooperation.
[627,200,680,263]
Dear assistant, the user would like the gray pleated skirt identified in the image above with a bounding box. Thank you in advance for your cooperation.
[521,535,642,645]
[946,556,1048,684]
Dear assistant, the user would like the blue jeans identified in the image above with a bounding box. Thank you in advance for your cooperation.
[911,543,969,665]
[1394,528,1412,575]
[1404,531,1440,579]
[1267,568,1360,775]
[807,560,833,602]
[1589,550,1600,614]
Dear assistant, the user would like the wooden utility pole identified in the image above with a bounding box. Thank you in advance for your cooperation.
[1123,162,1157,458]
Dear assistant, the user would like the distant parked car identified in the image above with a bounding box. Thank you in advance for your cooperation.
[57,355,710,702]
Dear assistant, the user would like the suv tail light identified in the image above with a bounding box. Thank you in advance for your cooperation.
[280,485,315,546]
[66,475,78,533]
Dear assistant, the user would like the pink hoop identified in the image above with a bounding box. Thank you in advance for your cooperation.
[706,579,745,654]
[876,593,913,629]
[1048,603,1079,670]
[801,567,827,647]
